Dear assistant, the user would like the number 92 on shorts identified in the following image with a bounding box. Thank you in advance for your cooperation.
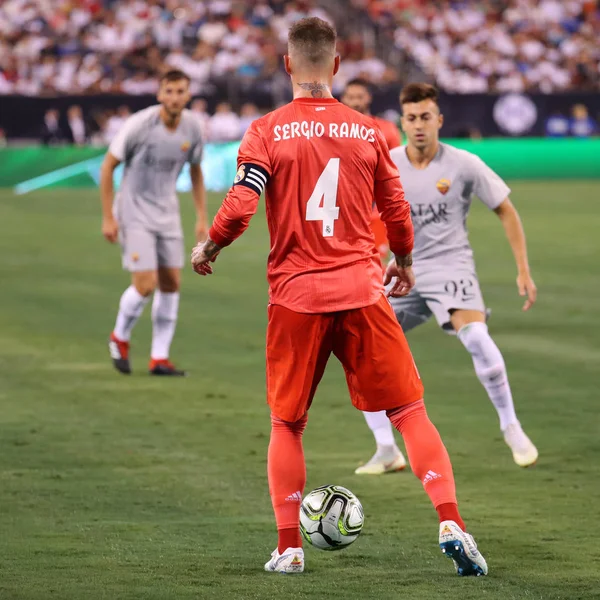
[388,267,486,334]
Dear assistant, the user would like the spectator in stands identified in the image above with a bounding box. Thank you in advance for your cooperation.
[356,48,387,84]
[66,104,87,146]
[207,102,241,142]
[545,111,570,138]
[569,104,597,138]
[75,55,102,93]
[251,1,275,26]
[120,71,159,96]
[191,98,211,139]
[166,44,213,94]
[103,106,131,144]
[40,108,65,145]
[239,103,261,135]
[0,72,14,94]
[53,55,80,94]
[198,11,228,46]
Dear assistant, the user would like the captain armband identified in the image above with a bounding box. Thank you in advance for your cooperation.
[233,163,270,195]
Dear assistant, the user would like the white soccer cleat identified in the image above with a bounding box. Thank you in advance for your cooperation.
[503,422,538,467]
[439,520,488,577]
[354,446,407,475]
[264,547,304,574]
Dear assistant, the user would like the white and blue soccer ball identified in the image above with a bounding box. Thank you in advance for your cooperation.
[300,484,364,551]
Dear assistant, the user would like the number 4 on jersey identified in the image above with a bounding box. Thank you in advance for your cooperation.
[306,158,340,237]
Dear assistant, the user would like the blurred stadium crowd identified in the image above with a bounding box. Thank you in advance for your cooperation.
[366,0,600,93]
[0,0,393,97]
[0,0,598,145]
[37,99,262,145]
[0,0,598,98]
[31,96,595,149]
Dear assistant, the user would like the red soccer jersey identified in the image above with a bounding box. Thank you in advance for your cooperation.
[209,97,414,314]
[373,116,402,150]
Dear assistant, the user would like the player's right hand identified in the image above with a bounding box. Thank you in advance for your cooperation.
[517,271,537,311]
[190,239,220,276]
[384,260,415,297]
[102,217,119,243]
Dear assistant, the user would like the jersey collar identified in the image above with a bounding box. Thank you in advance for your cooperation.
[404,143,444,170]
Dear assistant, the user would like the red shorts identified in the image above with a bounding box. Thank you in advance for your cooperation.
[266,295,424,422]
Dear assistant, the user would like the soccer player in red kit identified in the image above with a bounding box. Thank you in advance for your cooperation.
[191,18,487,577]
[341,78,402,151]
[342,78,402,266]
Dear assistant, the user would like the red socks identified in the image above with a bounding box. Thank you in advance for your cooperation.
[268,413,308,552]
[387,400,466,530]
[268,401,466,555]
[437,503,465,530]
[277,528,302,553]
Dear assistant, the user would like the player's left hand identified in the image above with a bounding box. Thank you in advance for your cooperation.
[384,260,415,298]
[190,239,220,276]
[517,271,537,311]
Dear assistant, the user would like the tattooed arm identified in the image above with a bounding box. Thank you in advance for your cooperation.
[394,253,413,268]
[190,119,270,277]
[190,237,221,276]
[384,256,415,298]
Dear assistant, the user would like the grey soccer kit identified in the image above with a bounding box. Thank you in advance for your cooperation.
[109,105,203,272]
[389,143,510,332]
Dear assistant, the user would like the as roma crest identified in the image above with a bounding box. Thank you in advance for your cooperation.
[436,178,451,195]
[181,141,191,152]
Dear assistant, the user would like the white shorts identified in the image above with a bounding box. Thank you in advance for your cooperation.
[388,266,486,334]
[119,227,184,272]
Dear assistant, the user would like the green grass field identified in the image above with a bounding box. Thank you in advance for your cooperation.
[1,182,599,599]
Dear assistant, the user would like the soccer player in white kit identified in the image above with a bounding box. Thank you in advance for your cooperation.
[100,70,207,376]
[356,83,538,474]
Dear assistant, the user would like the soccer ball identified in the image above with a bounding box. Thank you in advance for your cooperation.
[300,484,364,551]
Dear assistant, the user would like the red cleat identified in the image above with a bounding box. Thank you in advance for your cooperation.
[108,332,131,374]
[148,358,186,377]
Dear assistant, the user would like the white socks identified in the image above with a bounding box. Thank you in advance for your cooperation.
[361,322,519,446]
[113,286,150,341]
[362,410,397,449]
[457,322,518,431]
[151,291,180,360]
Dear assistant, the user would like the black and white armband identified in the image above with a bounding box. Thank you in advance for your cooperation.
[233,163,269,196]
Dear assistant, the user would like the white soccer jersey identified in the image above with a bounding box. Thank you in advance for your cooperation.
[109,105,203,233]
[390,143,510,267]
